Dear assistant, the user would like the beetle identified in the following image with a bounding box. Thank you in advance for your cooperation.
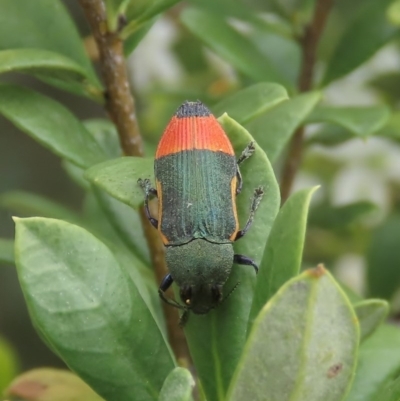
[138,100,264,324]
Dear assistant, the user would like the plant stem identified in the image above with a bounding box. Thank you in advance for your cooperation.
[279,0,334,203]
[78,0,190,364]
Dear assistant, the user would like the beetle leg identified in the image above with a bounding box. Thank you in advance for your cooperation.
[237,141,256,165]
[234,186,264,240]
[158,274,185,310]
[233,254,258,274]
[138,178,158,229]
[236,142,255,194]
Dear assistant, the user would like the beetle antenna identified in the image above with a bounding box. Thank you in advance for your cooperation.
[221,281,241,304]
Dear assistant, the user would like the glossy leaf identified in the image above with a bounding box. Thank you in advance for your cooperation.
[354,299,389,342]
[14,217,175,401]
[84,157,154,209]
[180,8,289,86]
[228,265,359,401]
[245,91,321,162]
[249,186,319,326]
[0,49,102,100]
[345,325,400,401]
[367,215,400,300]
[5,368,104,401]
[184,115,280,401]
[0,85,108,169]
[323,0,398,85]
[0,0,98,84]
[306,105,391,137]
[212,83,289,125]
[0,239,14,265]
[158,367,195,401]
[0,190,80,223]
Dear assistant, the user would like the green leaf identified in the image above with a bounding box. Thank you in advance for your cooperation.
[0,49,102,100]
[354,299,389,342]
[184,115,280,401]
[0,84,108,169]
[84,157,154,209]
[323,0,398,85]
[105,0,131,31]
[0,239,14,265]
[367,215,400,300]
[228,265,359,401]
[249,186,318,326]
[180,8,290,86]
[307,125,355,146]
[158,367,195,401]
[0,190,80,223]
[5,368,104,401]
[212,83,289,125]
[0,336,18,393]
[305,105,391,137]
[245,91,321,163]
[380,375,400,401]
[124,18,157,55]
[14,217,175,401]
[84,119,122,159]
[122,0,182,39]
[345,325,400,401]
[0,0,98,85]
[93,188,150,265]
[309,201,377,230]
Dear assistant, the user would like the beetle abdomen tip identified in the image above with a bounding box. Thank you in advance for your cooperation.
[176,100,211,118]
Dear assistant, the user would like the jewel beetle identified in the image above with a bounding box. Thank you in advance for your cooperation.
[138,100,264,324]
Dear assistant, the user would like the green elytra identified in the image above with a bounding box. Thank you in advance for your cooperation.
[138,101,264,325]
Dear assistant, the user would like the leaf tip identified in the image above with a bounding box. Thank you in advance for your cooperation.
[306,263,327,279]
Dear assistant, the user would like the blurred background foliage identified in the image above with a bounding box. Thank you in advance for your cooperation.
[1,0,400,394]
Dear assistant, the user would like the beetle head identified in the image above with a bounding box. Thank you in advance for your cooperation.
[165,239,234,315]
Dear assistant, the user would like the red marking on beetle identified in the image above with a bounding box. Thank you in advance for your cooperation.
[156,115,234,158]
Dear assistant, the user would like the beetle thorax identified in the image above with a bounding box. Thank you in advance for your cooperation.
[165,239,233,287]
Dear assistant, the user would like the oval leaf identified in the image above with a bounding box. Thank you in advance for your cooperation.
[305,105,391,137]
[180,8,289,86]
[183,114,280,401]
[212,83,289,125]
[14,217,175,401]
[158,367,195,401]
[354,299,389,342]
[228,265,359,401]
[0,84,107,168]
[245,91,321,163]
[84,157,154,209]
[249,186,319,326]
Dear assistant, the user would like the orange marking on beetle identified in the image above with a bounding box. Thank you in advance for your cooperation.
[156,179,169,245]
[156,115,234,158]
[229,176,239,241]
